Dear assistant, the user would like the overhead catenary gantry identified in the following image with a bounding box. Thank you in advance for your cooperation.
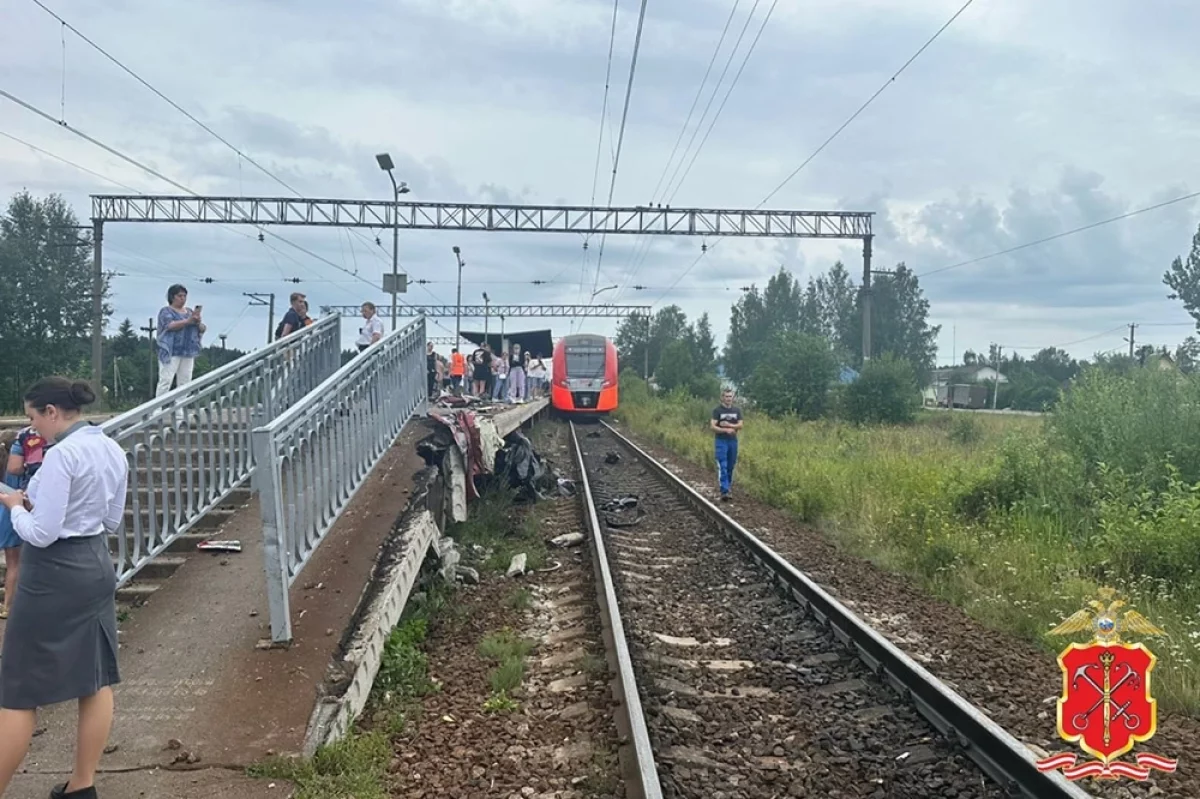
[88,193,877,405]
[319,303,649,318]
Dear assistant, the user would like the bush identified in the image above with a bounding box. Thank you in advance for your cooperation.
[842,355,919,425]
[1051,368,1200,488]
[743,332,836,419]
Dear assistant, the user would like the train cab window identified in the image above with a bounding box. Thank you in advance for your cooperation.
[565,344,606,378]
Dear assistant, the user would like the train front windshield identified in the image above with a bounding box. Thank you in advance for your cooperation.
[565,343,606,379]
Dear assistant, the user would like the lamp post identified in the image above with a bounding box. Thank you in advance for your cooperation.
[499,314,506,351]
[483,291,490,348]
[375,153,410,331]
[452,246,464,346]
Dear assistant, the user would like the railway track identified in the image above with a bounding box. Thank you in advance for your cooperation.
[568,420,1092,799]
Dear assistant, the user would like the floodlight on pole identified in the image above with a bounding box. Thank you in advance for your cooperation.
[376,152,410,331]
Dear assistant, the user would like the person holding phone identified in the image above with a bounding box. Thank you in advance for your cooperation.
[0,377,128,799]
[155,284,205,397]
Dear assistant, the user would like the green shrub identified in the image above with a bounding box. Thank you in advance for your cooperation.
[948,415,981,445]
[743,332,836,419]
[1051,368,1200,488]
[842,355,919,425]
[1094,464,1200,583]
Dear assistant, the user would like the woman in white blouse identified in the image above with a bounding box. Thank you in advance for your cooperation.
[0,378,128,799]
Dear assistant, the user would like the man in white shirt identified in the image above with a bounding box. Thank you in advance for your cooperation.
[357,302,385,353]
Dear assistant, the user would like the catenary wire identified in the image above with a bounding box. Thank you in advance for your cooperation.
[649,0,977,304]
[613,0,744,304]
[26,0,393,267]
[916,188,1200,278]
[591,0,652,297]
[0,104,458,333]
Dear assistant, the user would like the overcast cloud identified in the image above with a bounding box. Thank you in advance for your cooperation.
[2,0,1198,360]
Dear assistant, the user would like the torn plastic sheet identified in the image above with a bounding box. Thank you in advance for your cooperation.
[600,494,644,528]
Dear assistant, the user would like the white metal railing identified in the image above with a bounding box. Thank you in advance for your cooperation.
[104,315,341,586]
[255,318,427,642]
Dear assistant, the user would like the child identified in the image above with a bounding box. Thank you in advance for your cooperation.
[1,426,49,618]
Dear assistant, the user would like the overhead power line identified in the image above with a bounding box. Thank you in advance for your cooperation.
[0,97,459,333]
[650,0,976,303]
[758,0,977,208]
[26,0,395,274]
[916,188,1200,278]
[592,0,652,296]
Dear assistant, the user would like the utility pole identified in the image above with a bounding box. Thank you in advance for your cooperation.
[90,220,105,409]
[244,293,275,345]
[499,314,506,351]
[992,344,1001,410]
[219,334,228,350]
[452,246,464,346]
[860,235,873,363]
[140,318,156,401]
[1126,323,1138,360]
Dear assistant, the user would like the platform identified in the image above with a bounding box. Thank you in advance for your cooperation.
[0,400,548,799]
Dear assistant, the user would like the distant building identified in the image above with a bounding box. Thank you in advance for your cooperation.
[924,365,1008,407]
[838,365,860,384]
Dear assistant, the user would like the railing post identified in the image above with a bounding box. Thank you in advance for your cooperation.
[255,422,293,643]
[249,405,267,495]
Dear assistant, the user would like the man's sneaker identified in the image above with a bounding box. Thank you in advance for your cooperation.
[720,492,730,502]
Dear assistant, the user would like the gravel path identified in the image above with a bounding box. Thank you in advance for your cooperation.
[609,419,1198,799]
[579,425,1004,799]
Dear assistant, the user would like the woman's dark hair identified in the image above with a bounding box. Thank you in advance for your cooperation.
[24,377,97,412]
[167,283,188,304]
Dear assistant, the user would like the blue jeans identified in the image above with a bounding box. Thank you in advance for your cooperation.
[715,436,738,495]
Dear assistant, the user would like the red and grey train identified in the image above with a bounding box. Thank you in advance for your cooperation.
[550,334,619,415]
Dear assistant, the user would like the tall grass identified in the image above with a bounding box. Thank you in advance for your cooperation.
[616,371,1200,715]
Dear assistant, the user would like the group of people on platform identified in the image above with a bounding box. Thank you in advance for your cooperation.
[427,341,548,404]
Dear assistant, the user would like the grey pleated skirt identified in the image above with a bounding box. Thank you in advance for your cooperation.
[0,534,120,710]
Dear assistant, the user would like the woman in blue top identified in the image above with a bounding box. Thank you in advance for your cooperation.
[155,284,205,397]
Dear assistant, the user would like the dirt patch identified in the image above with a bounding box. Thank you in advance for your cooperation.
[610,420,1198,799]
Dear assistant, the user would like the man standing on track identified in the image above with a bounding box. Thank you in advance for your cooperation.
[710,388,743,502]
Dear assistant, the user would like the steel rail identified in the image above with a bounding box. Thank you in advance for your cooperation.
[568,422,663,799]
[597,421,1092,799]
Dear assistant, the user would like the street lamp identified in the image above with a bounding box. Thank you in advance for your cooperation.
[376,152,410,331]
[452,246,464,345]
[483,291,490,347]
[591,284,618,300]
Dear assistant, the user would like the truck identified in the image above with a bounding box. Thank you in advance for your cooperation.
[936,383,988,409]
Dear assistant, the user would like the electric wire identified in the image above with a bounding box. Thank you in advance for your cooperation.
[649,0,976,304]
[916,188,1200,278]
[591,0,652,297]
[612,0,743,304]
[26,0,392,267]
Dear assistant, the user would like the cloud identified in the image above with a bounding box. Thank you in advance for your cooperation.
[3,0,1200,363]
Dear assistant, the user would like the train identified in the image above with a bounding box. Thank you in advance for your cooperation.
[550,333,619,415]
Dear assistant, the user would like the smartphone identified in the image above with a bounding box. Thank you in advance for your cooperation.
[194,305,203,313]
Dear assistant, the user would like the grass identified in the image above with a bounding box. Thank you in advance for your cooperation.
[616,372,1200,716]
[449,487,549,574]
[479,627,536,710]
[506,586,534,611]
[249,587,452,797]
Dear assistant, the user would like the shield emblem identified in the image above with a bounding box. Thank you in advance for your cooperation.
[1057,643,1157,763]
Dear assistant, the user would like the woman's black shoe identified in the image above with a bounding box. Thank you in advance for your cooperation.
[50,783,98,799]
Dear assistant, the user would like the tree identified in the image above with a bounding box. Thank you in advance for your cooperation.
[842,355,919,425]
[1164,222,1200,331]
[724,287,769,383]
[861,264,940,382]
[743,332,837,419]
[1176,337,1200,374]
[0,191,113,409]
[690,312,717,373]
[813,261,857,355]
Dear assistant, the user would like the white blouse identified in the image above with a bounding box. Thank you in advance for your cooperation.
[11,425,129,548]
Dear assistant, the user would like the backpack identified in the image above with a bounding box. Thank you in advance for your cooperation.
[275,319,288,340]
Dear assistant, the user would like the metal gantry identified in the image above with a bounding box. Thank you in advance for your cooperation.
[92,195,873,239]
[318,303,651,319]
[87,192,878,404]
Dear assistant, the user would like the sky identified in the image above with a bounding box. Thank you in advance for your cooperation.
[2,0,1199,364]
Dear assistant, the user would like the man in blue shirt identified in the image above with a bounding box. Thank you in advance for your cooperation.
[710,389,743,501]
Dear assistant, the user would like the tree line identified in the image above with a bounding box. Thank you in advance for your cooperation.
[0,191,245,412]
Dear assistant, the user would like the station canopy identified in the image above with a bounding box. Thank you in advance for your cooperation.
[460,329,555,358]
